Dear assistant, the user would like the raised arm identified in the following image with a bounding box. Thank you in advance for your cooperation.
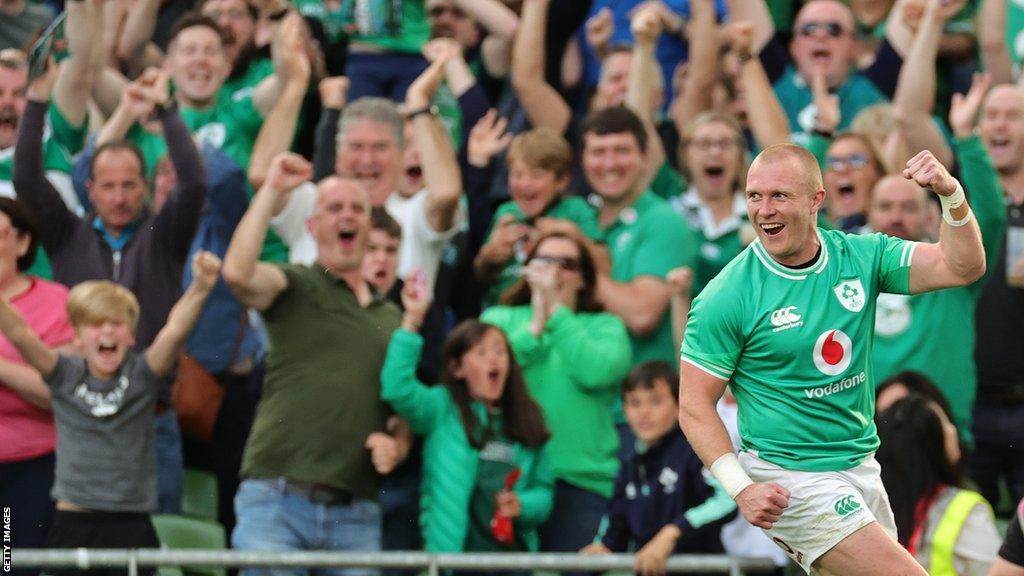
[979,0,1014,85]
[891,0,959,168]
[627,5,668,182]
[145,251,220,376]
[53,0,98,129]
[12,67,77,252]
[248,28,311,189]
[406,57,463,234]
[671,0,719,132]
[511,0,572,134]
[223,154,305,310]
[0,297,58,378]
[423,38,476,99]
[905,150,986,292]
[724,0,774,54]
[0,357,53,410]
[732,22,791,149]
[116,0,162,73]
[252,13,308,117]
[454,0,518,77]
[312,77,348,182]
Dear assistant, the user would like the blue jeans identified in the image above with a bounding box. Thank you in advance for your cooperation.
[232,478,382,576]
[0,452,55,576]
[539,481,609,576]
[155,408,183,514]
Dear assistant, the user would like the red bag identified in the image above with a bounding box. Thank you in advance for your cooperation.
[490,468,522,544]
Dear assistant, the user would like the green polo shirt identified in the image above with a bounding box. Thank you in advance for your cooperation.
[221,57,274,106]
[342,0,429,53]
[241,264,402,499]
[774,67,887,148]
[601,191,697,366]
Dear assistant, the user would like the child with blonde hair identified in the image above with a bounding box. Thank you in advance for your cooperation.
[0,251,222,574]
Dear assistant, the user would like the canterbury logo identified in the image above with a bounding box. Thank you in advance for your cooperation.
[834,495,862,516]
[770,306,803,332]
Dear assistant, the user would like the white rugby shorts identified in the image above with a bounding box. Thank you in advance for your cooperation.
[738,452,899,575]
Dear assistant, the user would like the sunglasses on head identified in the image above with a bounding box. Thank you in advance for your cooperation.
[532,255,581,272]
[798,21,846,38]
[428,5,465,18]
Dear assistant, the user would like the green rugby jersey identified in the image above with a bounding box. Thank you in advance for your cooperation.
[682,228,916,472]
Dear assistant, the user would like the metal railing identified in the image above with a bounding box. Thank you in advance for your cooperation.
[13,550,779,576]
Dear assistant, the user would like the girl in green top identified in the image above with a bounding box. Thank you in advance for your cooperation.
[382,275,554,556]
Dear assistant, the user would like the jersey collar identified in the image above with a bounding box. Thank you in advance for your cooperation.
[751,228,830,280]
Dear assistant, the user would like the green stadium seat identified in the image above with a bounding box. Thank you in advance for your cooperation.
[150,514,227,576]
[181,468,219,521]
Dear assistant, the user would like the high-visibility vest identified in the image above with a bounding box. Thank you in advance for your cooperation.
[928,490,994,576]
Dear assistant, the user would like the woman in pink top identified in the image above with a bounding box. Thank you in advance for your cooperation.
[0,198,74,566]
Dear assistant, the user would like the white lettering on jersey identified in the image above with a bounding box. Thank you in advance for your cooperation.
[803,371,867,399]
[770,306,804,332]
[73,375,130,417]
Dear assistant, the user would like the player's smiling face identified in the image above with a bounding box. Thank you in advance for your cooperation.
[746,156,824,266]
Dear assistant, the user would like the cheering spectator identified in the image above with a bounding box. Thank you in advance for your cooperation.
[342,0,429,102]
[821,133,885,232]
[971,83,1024,509]
[224,153,406,575]
[0,251,222,575]
[877,395,1000,575]
[381,272,553,555]
[0,198,73,573]
[474,128,602,304]
[482,231,631,561]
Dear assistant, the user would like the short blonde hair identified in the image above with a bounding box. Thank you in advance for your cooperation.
[751,143,823,192]
[67,281,140,330]
[506,128,574,179]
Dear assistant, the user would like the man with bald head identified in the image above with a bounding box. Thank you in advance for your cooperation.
[223,153,403,575]
[734,0,906,146]
[679,143,987,575]
[971,84,1024,509]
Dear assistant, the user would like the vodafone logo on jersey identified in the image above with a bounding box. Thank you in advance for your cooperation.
[812,329,852,376]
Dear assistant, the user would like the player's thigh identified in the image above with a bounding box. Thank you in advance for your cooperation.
[813,522,925,576]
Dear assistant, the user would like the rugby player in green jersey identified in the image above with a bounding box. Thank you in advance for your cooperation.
[679,143,986,575]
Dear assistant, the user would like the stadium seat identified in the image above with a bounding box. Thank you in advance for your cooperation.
[151,514,227,576]
[181,468,219,521]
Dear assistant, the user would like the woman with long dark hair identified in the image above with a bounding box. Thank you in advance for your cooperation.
[876,395,1000,575]
[381,274,553,555]
[481,231,632,558]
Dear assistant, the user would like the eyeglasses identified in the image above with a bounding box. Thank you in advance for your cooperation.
[428,5,465,18]
[797,21,847,38]
[688,138,741,152]
[532,255,581,272]
[826,154,870,172]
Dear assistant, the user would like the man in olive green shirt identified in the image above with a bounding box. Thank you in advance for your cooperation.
[224,152,404,576]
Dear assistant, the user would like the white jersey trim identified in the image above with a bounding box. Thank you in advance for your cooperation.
[900,241,917,269]
[682,357,732,381]
[750,229,830,281]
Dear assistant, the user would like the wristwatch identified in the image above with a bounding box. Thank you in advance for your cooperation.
[405,105,439,120]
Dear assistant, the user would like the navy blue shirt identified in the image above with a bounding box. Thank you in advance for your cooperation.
[598,428,736,553]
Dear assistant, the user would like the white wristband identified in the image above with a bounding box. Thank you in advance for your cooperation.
[939,183,972,227]
[710,453,754,499]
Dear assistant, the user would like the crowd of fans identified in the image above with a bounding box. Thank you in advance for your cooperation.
[1,0,1024,574]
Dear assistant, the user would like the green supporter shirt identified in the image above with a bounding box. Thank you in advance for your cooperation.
[872,135,1006,445]
[464,417,527,553]
[671,189,752,296]
[341,0,429,53]
[774,67,887,149]
[602,191,698,366]
[682,228,917,472]
[241,265,401,498]
[1008,2,1024,75]
[0,103,87,280]
[221,57,274,105]
[484,196,602,304]
[294,0,346,43]
[175,93,288,262]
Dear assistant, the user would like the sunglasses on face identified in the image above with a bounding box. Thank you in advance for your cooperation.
[428,5,465,18]
[532,255,581,272]
[826,154,870,172]
[798,21,847,38]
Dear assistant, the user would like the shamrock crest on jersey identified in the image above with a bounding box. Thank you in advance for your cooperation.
[833,279,865,312]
